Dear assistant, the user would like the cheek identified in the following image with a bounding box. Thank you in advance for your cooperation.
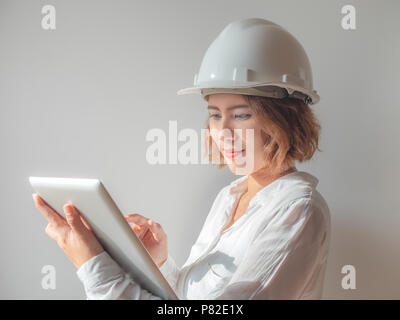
[243,129,267,153]
[209,127,238,144]
[258,130,270,146]
[209,129,220,143]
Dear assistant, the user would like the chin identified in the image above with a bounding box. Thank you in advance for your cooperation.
[227,162,254,176]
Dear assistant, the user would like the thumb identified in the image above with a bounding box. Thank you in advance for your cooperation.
[64,204,86,234]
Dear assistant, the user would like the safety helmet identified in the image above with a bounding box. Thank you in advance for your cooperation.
[177,18,320,105]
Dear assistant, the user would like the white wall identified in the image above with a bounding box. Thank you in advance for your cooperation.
[0,0,399,299]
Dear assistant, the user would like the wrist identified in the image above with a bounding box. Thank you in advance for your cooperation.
[157,256,168,268]
[75,248,105,270]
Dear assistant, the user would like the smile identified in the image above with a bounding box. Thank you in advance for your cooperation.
[224,149,245,159]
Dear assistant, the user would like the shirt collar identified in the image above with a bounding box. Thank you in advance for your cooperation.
[227,170,319,206]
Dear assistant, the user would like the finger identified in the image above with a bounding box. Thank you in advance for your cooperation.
[125,214,149,226]
[131,223,141,233]
[126,217,147,234]
[64,204,87,234]
[129,222,143,235]
[45,223,59,241]
[126,220,146,238]
[79,213,93,231]
[124,214,154,239]
[125,213,149,226]
[142,227,154,242]
[32,193,66,226]
[147,219,161,242]
[135,224,150,240]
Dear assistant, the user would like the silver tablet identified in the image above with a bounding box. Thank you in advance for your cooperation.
[29,176,178,300]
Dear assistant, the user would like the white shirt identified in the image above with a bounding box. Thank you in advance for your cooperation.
[76,170,331,300]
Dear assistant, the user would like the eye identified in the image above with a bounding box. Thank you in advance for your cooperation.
[235,114,251,120]
[209,114,221,120]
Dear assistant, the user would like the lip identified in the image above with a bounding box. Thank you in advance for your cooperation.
[223,149,245,159]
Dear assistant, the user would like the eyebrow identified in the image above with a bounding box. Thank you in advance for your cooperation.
[207,104,250,111]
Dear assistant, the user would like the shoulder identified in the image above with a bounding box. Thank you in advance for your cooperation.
[290,192,331,260]
[280,190,330,230]
[276,193,330,254]
[308,189,331,244]
[270,171,329,217]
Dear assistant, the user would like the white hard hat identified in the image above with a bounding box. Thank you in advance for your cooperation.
[177,18,320,105]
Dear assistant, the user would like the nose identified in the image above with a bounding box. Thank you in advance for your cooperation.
[218,128,234,145]
[218,120,239,149]
[209,115,242,149]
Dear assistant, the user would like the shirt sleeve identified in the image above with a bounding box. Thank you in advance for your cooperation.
[214,197,328,300]
[75,184,228,300]
[158,253,180,289]
[76,251,164,300]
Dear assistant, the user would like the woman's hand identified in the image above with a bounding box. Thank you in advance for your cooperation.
[124,213,168,268]
[32,193,104,270]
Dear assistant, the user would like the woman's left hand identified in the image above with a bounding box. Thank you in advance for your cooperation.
[32,193,104,270]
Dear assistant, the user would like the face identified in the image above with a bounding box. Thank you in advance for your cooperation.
[207,93,269,175]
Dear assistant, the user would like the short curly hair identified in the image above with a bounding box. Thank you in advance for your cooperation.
[203,94,322,175]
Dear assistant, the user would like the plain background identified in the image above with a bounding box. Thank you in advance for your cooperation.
[0,0,399,299]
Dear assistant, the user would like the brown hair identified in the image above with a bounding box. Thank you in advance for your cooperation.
[203,94,322,175]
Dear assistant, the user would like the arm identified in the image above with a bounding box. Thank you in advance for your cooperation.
[159,253,180,289]
[31,193,182,300]
[76,251,163,300]
[214,197,329,300]
[76,250,182,300]
[76,183,231,300]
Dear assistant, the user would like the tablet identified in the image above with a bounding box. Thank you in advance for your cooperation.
[29,176,178,300]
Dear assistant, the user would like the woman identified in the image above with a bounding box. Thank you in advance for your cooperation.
[32,18,331,299]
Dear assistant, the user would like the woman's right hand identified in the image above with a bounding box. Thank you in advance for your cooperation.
[124,213,168,268]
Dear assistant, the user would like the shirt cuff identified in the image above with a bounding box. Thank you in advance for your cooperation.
[76,251,124,290]
[159,253,177,279]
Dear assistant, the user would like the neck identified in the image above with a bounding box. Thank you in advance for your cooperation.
[246,165,297,198]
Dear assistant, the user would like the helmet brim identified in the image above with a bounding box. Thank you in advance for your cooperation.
[176,83,320,105]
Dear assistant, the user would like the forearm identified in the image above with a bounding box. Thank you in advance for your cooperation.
[76,251,163,300]
[158,253,181,290]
